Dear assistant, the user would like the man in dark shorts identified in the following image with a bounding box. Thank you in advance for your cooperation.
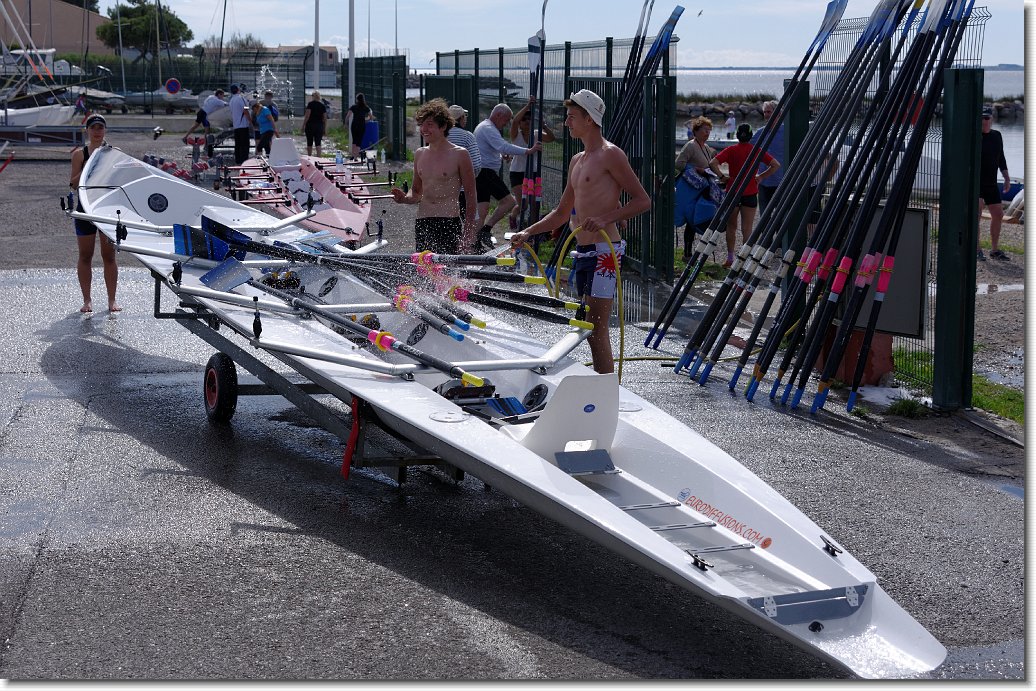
[183,88,226,143]
[473,104,541,251]
[391,99,477,254]
[977,106,1012,261]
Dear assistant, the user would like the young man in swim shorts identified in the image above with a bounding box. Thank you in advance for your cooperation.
[511,89,651,374]
[391,98,477,254]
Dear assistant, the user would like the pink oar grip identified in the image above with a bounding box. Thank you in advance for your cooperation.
[854,254,876,288]
[794,247,814,279]
[876,256,895,293]
[831,257,853,293]
[817,248,839,280]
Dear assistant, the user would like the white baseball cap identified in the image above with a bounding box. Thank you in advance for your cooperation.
[568,89,605,127]
[448,104,468,120]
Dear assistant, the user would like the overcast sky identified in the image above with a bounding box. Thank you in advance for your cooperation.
[98,0,1025,68]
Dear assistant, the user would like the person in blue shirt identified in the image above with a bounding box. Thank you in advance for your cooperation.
[251,101,279,156]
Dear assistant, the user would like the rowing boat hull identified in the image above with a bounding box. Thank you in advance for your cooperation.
[76,145,945,679]
[236,140,372,245]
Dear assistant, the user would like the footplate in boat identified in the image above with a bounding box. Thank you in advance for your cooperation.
[746,585,869,626]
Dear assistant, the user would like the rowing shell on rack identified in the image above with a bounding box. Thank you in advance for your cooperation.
[71,144,946,679]
[230,138,375,247]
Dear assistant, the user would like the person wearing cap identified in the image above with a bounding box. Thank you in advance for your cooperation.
[302,90,328,157]
[251,100,279,156]
[473,103,543,252]
[228,84,253,165]
[508,96,556,229]
[390,98,477,254]
[724,110,737,139]
[977,105,1011,261]
[183,88,227,143]
[511,89,650,374]
[69,113,120,314]
[446,104,481,220]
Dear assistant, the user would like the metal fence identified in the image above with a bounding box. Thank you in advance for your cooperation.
[348,55,408,160]
[432,37,678,281]
[809,7,990,391]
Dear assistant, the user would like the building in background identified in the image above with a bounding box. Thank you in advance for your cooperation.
[1,0,113,56]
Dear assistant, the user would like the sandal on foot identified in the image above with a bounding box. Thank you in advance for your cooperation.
[990,249,1010,261]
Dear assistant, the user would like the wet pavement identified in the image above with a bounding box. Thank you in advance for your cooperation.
[0,266,1025,680]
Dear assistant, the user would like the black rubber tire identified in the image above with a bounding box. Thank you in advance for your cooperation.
[203,352,238,423]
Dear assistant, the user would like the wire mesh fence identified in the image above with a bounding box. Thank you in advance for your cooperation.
[433,37,678,281]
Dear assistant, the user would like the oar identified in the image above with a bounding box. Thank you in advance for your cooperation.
[776,0,956,406]
[694,5,905,384]
[200,258,485,386]
[646,0,849,351]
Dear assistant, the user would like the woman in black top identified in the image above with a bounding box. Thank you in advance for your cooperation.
[347,93,372,156]
[69,113,120,313]
[302,90,328,157]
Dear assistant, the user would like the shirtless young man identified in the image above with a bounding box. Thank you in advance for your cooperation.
[510,89,651,374]
[391,98,478,253]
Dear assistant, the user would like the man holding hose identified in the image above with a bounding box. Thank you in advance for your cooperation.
[511,89,651,374]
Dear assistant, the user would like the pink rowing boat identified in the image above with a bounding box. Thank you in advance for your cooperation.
[232,138,375,247]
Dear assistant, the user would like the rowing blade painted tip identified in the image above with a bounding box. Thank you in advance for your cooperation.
[699,362,714,385]
[728,366,743,391]
[810,389,829,415]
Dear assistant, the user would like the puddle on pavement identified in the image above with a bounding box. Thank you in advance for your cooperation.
[999,484,1024,500]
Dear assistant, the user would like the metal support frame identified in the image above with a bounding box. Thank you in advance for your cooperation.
[151,269,450,485]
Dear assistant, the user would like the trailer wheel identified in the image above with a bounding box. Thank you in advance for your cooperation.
[204,353,238,423]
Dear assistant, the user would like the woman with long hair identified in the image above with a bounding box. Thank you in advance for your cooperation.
[347,93,372,157]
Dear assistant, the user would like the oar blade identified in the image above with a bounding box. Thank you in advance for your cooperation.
[200,256,254,291]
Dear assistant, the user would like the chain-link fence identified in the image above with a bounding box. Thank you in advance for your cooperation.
[431,37,678,281]
[348,55,407,160]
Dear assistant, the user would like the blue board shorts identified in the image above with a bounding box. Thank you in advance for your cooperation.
[572,240,625,300]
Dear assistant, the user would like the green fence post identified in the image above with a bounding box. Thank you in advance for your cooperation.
[780,79,811,297]
[932,68,983,411]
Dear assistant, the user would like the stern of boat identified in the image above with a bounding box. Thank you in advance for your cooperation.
[735,581,946,678]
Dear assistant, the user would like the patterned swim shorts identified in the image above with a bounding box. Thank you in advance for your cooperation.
[572,240,625,300]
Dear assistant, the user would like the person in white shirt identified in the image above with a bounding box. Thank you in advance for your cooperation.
[446,104,481,223]
[724,110,737,139]
[508,97,555,229]
[183,89,227,142]
[473,103,541,251]
[228,84,252,164]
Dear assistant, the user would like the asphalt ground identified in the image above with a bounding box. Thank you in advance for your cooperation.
[0,127,1026,682]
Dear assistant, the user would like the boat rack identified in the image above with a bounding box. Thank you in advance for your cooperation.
[149,268,463,486]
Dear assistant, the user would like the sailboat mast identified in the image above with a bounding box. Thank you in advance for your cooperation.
[155,0,161,86]
[217,0,227,75]
[313,0,319,93]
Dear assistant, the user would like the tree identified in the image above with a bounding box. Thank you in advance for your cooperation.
[56,0,100,13]
[200,32,267,57]
[96,0,194,61]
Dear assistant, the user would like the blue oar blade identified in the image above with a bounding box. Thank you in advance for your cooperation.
[200,256,254,291]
